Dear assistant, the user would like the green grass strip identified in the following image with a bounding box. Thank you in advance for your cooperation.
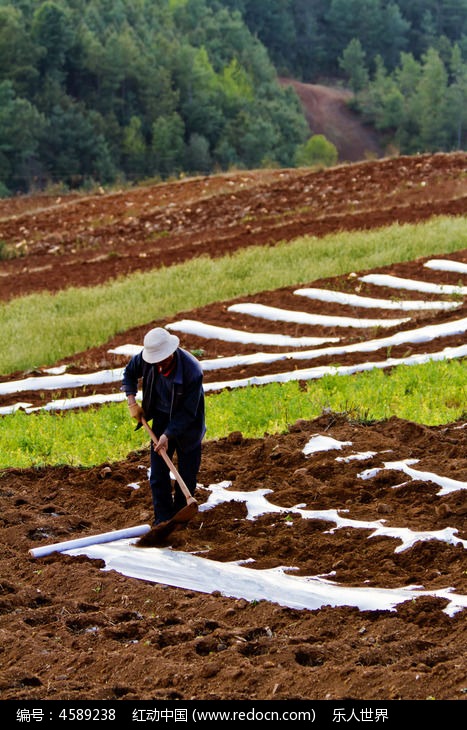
[207,358,466,435]
[1,215,466,375]
[0,359,465,469]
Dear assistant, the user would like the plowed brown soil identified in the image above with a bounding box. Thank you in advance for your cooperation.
[0,151,466,705]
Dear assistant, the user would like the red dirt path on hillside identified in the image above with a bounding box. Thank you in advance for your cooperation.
[279,79,384,162]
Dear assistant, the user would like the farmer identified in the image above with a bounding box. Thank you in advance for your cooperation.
[122,327,206,526]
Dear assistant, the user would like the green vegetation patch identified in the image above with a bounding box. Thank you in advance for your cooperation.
[1,214,466,375]
[0,359,465,469]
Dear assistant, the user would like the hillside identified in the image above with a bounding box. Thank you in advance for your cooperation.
[0,153,466,706]
[0,152,465,304]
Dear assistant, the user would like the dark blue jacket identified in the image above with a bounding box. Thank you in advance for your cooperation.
[122,348,206,452]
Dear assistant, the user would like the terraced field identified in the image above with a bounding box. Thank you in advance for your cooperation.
[0,152,466,703]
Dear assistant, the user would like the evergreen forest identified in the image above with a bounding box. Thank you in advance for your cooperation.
[0,0,466,195]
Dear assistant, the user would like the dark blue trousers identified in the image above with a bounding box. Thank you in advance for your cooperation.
[149,438,201,524]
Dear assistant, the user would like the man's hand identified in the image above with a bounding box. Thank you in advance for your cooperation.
[128,401,144,422]
[155,433,169,453]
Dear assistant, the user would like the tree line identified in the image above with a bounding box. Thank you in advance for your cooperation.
[220,1,467,79]
[0,0,466,195]
[225,0,467,155]
[343,42,467,154]
[0,0,310,194]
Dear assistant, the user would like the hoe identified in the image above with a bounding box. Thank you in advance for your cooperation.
[135,417,198,546]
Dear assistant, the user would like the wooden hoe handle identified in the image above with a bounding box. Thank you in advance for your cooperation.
[140,417,196,506]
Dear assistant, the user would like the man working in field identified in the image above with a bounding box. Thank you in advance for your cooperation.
[122,327,206,531]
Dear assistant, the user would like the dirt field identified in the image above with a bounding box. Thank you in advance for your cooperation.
[0,151,466,705]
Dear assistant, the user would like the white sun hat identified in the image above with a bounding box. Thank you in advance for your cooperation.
[142,328,180,363]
